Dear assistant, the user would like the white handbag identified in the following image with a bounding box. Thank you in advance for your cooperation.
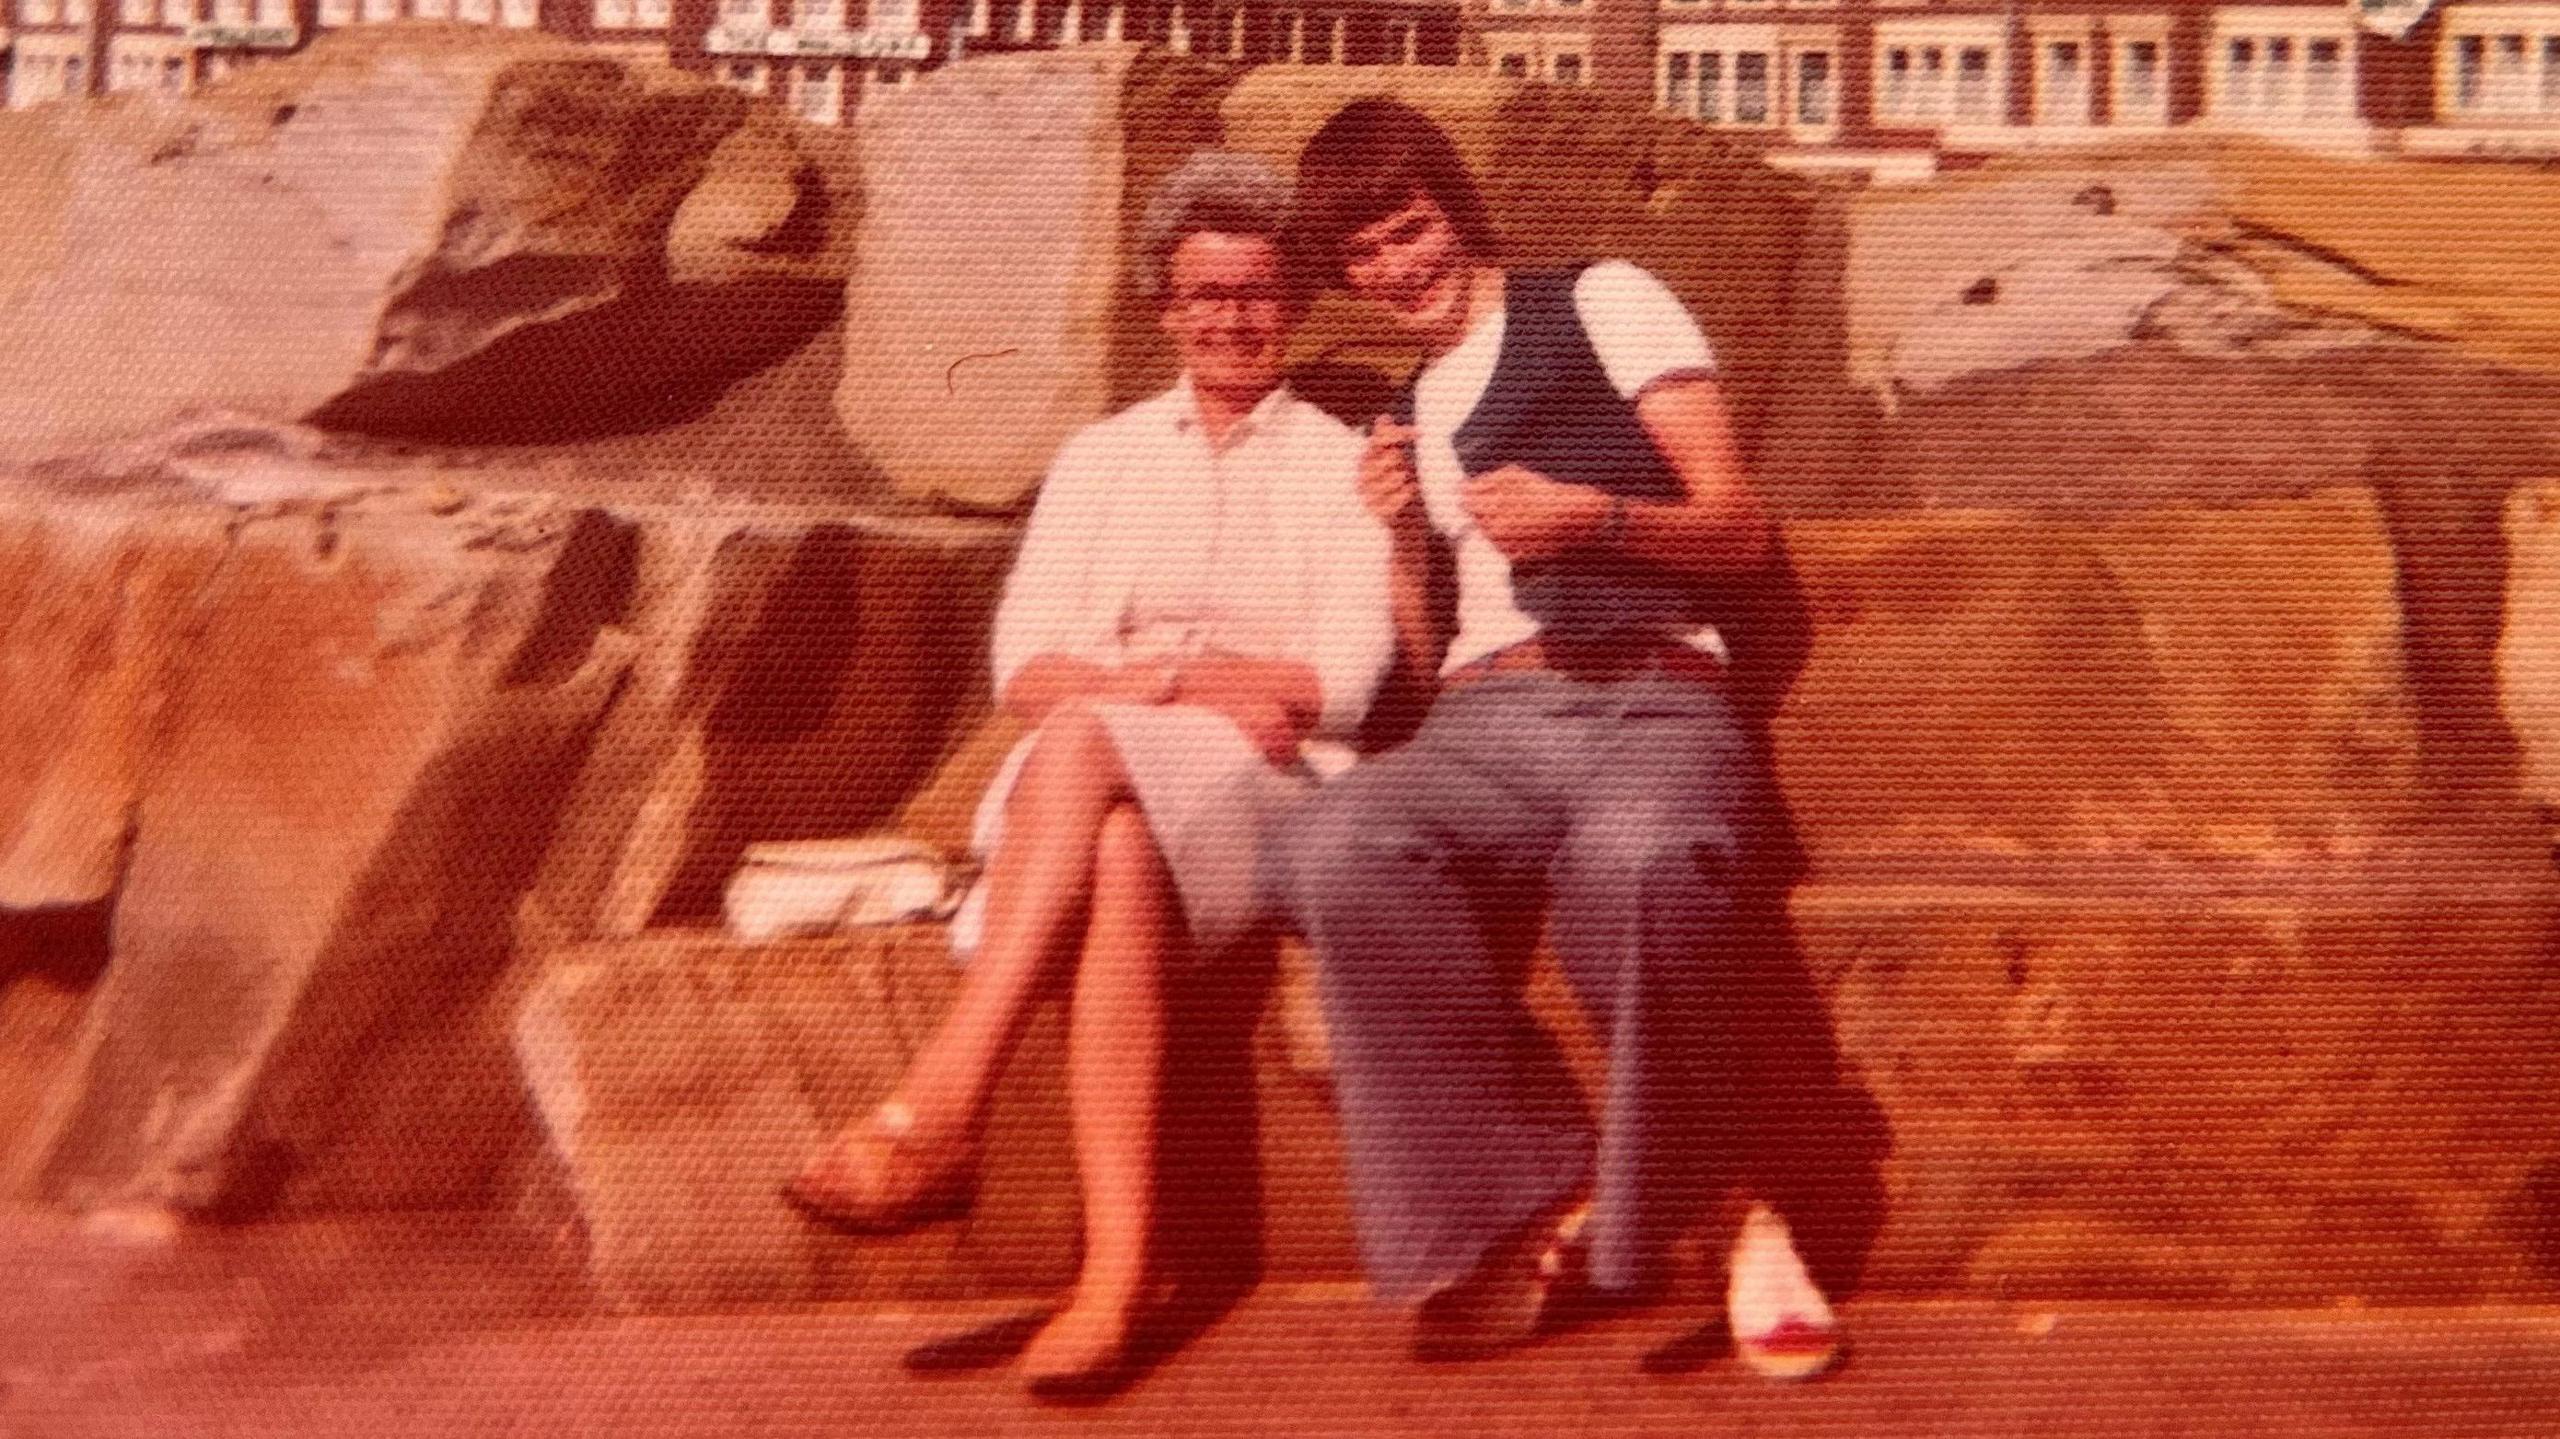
[721,836,969,943]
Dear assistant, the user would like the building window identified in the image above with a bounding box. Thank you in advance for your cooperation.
[1227,7,1244,57]
[63,0,91,24]
[1397,20,1415,65]
[1695,51,1722,120]
[1664,51,1691,113]
[2037,38,2087,125]
[1795,49,1833,126]
[1496,51,1529,79]
[2304,36,2345,117]
[119,0,151,25]
[320,0,354,23]
[1733,50,1769,123]
[1277,8,1301,61]
[500,0,534,25]
[1552,51,1584,85]
[1167,3,1188,50]
[1330,14,1345,63]
[2547,35,2560,113]
[1954,46,1993,120]
[2117,37,2165,124]
[413,0,450,18]
[2263,35,2294,113]
[161,54,186,92]
[870,0,917,31]
[458,0,491,20]
[254,0,284,20]
[791,64,841,124]
[797,0,842,27]
[2219,22,2355,123]
[722,60,767,93]
[1013,0,1035,41]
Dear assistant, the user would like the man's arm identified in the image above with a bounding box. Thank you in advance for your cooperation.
[1458,374,1770,580]
[1619,371,1774,580]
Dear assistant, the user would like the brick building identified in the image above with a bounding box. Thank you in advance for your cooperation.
[1457,0,2560,161]
[0,0,1462,118]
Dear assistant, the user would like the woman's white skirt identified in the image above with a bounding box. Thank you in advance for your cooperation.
[948,703,1341,960]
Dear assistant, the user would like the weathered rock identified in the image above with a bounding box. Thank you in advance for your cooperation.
[516,927,970,1312]
[0,501,229,910]
[7,480,639,1215]
[1773,487,2422,865]
[2501,481,2560,818]
[515,511,1010,941]
[1839,139,2560,410]
[0,28,801,459]
[838,47,1232,512]
[515,914,1364,1309]
[1797,862,2560,1301]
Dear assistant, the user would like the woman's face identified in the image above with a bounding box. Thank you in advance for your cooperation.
[1159,231,1293,397]
[1339,194,1473,338]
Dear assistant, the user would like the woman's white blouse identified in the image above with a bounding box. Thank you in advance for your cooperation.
[989,378,1393,742]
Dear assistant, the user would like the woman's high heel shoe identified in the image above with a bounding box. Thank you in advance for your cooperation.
[782,1100,980,1236]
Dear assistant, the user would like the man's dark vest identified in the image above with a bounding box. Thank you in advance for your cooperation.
[1420,262,1705,647]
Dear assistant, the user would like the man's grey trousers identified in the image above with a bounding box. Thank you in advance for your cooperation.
[1273,669,1772,1301]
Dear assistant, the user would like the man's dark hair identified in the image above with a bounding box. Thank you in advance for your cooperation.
[1292,98,1499,286]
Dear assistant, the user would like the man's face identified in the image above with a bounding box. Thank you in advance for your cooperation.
[1339,194,1472,336]
[1159,231,1293,396]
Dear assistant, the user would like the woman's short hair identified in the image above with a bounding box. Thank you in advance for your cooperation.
[1291,98,1499,286]
[1136,150,1303,304]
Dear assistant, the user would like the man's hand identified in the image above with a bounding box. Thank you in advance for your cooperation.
[1460,465,1612,564]
[1360,417,1428,539]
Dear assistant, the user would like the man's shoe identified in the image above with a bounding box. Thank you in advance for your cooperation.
[1726,1204,1843,1382]
[1410,1200,1589,1364]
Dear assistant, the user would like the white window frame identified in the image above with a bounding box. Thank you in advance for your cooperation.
[2210,8,2361,129]
[2111,26,2170,128]
[790,62,842,125]
[2438,4,2560,121]
[2033,27,2092,128]
[1791,44,1835,130]
[1873,18,2007,127]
